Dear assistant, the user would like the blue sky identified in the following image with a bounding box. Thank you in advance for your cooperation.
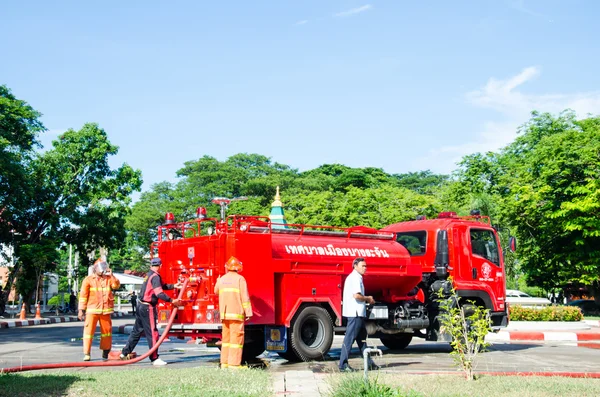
[2,1,599,194]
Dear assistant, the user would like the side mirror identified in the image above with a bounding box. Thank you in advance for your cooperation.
[508,236,517,252]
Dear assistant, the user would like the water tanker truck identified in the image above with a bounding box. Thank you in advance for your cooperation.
[152,207,509,361]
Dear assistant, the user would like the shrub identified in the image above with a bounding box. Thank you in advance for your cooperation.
[48,293,70,306]
[438,294,491,381]
[509,305,583,321]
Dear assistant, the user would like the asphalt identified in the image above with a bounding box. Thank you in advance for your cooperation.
[2,313,600,396]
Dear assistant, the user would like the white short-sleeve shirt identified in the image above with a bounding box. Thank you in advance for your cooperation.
[342,269,366,318]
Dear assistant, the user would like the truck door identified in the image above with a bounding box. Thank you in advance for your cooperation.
[468,228,503,305]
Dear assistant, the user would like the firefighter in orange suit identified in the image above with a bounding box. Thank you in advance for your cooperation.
[214,256,253,368]
[78,258,120,361]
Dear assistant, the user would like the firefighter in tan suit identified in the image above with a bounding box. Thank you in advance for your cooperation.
[78,258,120,361]
[214,256,253,368]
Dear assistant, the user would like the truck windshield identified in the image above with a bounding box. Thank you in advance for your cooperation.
[470,229,500,265]
[396,231,426,256]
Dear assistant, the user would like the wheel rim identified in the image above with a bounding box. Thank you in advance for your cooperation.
[300,315,325,348]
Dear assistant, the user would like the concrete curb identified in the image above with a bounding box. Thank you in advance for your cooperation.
[506,321,594,331]
[584,320,600,327]
[115,324,135,334]
[487,330,600,342]
[0,312,128,329]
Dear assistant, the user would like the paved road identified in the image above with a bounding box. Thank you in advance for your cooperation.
[1,317,599,374]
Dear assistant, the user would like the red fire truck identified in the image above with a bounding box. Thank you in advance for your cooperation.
[153,208,509,361]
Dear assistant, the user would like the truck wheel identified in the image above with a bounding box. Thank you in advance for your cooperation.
[380,334,413,350]
[289,306,334,362]
[240,328,266,361]
[242,340,266,361]
[277,347,300,362]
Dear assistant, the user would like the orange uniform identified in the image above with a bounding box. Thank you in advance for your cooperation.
[79,273,120,355]
[215,271,252,367]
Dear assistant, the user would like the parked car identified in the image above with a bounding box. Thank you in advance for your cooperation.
[506,290,552,307]
[567,299,600,315]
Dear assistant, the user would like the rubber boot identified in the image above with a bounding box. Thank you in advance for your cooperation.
[102,350,110,360]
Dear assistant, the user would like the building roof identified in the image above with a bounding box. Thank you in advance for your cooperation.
[113,272,145,285]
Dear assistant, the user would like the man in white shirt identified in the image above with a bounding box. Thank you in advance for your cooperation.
[338,257,379,372]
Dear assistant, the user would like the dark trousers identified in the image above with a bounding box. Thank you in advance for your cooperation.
[339,316,373,369]
[122,303,160,361]
[131,302,136,315]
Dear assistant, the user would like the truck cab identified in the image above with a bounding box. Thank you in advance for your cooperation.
[381,211,508,341]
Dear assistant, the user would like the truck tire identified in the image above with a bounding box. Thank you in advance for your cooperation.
[242,340,266,362]
[380,334,413,350]
[277,347,300,362]
[289,306,334,362]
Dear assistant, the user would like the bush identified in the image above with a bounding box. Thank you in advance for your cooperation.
[509,305,583,321]
[48,293,70,306]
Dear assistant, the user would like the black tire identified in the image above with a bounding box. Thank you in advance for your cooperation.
[242,340,266,361]
[289,306,334,362]
[277,347,300,362]
[380,334,413,350]
[456,304,484,352]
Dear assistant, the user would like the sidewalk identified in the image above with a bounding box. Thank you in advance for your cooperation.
[273,370,330,396]
[0,312,128,328]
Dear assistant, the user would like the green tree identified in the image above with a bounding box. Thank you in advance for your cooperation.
[391,170,450,195]
[284,185,441,228]
[127,154,297,254]
[0,85,45,243]
[4,123,142,302]
[499,112,600,296]
[455,111,600,296]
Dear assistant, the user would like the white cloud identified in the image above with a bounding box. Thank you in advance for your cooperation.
[509,0,549,19]
[295,20,308,26]
[334,4,372,18]
[421,67,600,173]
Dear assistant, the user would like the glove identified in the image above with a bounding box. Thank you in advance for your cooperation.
[78,310,85,321]
[171,298,182,307]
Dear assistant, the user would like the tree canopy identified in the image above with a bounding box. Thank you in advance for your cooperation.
[1,88,142,301]
[455,111,600,295]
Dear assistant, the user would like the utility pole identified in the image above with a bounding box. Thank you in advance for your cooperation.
[67,244,72,292]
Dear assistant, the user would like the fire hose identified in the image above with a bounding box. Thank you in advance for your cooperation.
[1,279,189,374]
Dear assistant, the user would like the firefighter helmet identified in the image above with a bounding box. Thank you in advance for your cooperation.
[224,256,243,272]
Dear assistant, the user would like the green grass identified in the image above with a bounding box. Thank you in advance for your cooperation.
[0,367,271,397]
[326,373,600,397]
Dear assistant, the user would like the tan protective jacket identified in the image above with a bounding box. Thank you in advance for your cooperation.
[78,274,121,315]
[214,271,252,321]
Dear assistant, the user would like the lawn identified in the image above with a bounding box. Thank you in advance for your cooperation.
[326,373,600,397]
[0,367,271,397]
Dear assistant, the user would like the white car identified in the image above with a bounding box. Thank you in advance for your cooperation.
[505,290,552,307]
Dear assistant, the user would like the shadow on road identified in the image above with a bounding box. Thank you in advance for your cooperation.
[0,374,82,397]
[0,324,84,347]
